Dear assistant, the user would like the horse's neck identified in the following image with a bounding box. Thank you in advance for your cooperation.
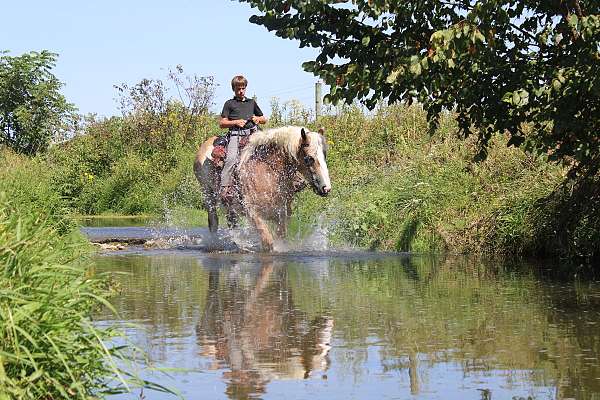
[255,145,298,176]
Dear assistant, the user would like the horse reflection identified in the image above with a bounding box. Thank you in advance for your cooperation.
[196,259,333,399]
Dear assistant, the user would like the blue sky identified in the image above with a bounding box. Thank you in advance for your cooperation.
[2,1,320,117]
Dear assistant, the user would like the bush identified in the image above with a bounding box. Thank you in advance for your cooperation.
[293,104,566,256]
[46,101,221,217]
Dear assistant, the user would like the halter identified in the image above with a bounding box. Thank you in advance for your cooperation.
[299,142,316,169]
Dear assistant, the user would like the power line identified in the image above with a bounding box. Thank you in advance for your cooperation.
[262,83,314,97]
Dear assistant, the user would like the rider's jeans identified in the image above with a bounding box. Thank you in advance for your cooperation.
[220,135,241,189]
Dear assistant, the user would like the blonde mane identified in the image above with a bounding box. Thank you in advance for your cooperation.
[238,125,306,167]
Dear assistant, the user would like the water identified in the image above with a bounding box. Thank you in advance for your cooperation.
[88,227,600,400]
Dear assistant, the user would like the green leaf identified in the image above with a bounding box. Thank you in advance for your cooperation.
[410,62,422,76]
[568,14,579,27]
[552,79,562,91]
[386,68,402,83]
[516,89,529,107]
[512,91,521,106]
[473,30,485,43]
[362,36,371,46]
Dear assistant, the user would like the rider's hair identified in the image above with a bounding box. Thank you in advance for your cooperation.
[231,75,248,90]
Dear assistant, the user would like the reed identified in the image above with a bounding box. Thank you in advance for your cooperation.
[0,152,174,398]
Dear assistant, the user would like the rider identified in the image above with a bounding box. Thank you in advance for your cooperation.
[219,75,266,201]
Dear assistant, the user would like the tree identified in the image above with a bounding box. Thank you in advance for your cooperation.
[0,51,76,156]
[113,66,217,151]
[239,1,600,173]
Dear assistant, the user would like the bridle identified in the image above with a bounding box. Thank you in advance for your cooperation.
[299,141,322,193]
[300,142,315,168]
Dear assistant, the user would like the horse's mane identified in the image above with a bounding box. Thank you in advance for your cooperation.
[238,125,305,167]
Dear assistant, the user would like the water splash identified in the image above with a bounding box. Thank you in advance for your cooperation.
[274,214,331,253]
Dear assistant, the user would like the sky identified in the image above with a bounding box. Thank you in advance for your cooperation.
[2,0,320,117]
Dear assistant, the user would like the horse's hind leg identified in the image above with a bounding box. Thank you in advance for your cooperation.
[204,180,220,233]
[207,206,218,233]
[205,195,219,233]
[249,211,274,252]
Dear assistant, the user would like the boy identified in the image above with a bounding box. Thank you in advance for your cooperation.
[219,75,266,201]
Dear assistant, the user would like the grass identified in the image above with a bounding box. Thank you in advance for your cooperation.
[292,104,566,256]
[0,150,176,398]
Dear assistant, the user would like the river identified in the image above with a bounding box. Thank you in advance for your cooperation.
[85,224,600,400]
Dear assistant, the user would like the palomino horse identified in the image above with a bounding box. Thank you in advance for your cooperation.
[194,126,331,251]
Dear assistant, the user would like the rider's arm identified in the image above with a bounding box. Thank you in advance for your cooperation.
[219,117,246,129]
[251,115,267,125]
[252,102,267,125]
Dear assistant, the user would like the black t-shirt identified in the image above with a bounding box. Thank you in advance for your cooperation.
[221,97,263,129]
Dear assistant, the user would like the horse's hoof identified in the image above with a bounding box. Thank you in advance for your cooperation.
[262,244,273,252]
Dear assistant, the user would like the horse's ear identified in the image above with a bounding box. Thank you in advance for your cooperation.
[301,128,307,142]
[318,127,324,134]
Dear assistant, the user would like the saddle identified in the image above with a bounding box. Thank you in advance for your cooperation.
[210,132,252,168]
[211,135,229,168]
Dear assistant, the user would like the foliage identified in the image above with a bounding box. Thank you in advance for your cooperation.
[240,1,600,173]
[292,104,565,256]
[533,173,600,262]
[46,69,220,217]
[113,66,216,153]
[0,50,76,156]
[0,150,177,398]
[0,149,74,234]
[268,97,313,126]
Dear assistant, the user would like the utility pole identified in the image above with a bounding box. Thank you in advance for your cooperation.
[315,80,322,120]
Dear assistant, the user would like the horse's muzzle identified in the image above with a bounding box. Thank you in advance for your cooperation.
[317,185,331,197]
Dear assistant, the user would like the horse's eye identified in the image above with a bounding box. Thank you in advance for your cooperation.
[303,156,315,166]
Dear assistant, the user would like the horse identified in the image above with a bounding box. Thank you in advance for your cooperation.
[193,126,331,251]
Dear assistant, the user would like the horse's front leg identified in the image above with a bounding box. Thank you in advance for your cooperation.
[249,211,274,252]
[275,205,291,239]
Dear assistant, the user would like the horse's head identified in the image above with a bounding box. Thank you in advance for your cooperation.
[298,127,331,197]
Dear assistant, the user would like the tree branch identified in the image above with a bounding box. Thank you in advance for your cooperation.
[572,0,584,17]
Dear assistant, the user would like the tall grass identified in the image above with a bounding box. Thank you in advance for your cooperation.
[0,151,170,398]
[294,104,566,256]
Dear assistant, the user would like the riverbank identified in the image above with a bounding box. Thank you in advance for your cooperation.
[294,105,582,259]
[5,103,598,263]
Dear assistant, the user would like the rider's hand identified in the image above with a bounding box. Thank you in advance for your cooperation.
[235,119,246,128]
[251,115,260,125]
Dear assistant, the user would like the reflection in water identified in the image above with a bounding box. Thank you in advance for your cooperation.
[94,251,600,400]
[196,258,333,399]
